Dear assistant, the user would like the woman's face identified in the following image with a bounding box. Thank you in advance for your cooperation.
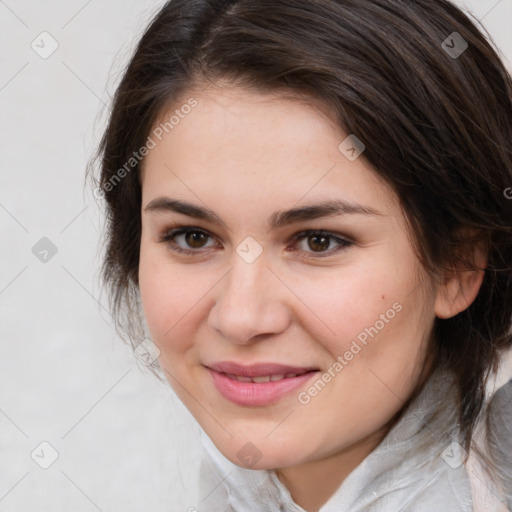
[138,83,438,470]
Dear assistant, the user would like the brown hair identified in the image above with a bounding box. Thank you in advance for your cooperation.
[92,0,512,461]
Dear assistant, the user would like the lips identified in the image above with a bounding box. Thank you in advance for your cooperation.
[205,361,319,406]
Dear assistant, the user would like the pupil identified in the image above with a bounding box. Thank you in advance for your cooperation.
[309,235,329,252]
[186,231,206,248]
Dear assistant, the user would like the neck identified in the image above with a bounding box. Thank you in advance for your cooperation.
[274,425,390,512]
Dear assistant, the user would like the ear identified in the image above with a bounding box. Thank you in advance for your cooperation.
[434,237,487,319]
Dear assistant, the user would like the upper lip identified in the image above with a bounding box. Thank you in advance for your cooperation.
[205,361,318,377]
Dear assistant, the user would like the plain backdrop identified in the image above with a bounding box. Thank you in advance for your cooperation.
[1,1,511,511]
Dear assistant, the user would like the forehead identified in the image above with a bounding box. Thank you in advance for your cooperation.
[140,84,398,216]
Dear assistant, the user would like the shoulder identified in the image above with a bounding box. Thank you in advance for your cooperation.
[468,350,512,511]
[485,376,512,509]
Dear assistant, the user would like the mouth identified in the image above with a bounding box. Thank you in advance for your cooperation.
[204,361,319,406]
[220,371,312,383]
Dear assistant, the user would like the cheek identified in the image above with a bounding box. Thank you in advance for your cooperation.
[289,264,409,346]
[290,252,433,374]
[138,245,230,366]
[138,247,195,356]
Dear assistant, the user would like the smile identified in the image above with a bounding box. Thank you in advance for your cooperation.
[205,362,319,406]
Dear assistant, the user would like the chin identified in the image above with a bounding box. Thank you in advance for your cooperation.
[213,436,308,471]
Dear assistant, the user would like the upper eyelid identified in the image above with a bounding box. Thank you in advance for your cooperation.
[161,226,349,238]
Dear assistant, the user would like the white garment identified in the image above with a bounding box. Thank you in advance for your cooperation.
[196,366,510,511]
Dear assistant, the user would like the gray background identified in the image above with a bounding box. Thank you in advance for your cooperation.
[1,1,511,511]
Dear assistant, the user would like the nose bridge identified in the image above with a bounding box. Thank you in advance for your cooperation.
[209,250,289,343]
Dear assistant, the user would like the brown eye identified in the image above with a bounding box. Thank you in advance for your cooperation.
[307,234,331,252]
[184,230,209,248]
[159,227,217,254]
[293,230,353,257]
[160,226,352,258]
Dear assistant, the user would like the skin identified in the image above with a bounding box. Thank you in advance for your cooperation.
[138,81,484,512]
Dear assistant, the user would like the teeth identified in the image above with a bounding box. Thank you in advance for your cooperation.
[224,372,303,383]
[251,375,270,383]
[228,373,252,382]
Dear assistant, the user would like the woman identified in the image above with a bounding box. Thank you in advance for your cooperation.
[92,0,512,510]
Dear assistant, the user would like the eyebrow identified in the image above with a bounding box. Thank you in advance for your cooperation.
[144,197,384,230]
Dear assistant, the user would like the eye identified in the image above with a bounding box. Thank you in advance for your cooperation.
[158,227,217,254]
[158,226,353,257]
[291,230,353,257]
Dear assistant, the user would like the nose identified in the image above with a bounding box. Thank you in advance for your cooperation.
[208,253,291,345]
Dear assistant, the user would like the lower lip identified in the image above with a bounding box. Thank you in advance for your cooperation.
[207,368,318,406]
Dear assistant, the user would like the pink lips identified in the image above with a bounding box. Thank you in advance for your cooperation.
[205,361,319,406]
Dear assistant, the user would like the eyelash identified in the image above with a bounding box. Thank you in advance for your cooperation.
[157,225,354,258]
